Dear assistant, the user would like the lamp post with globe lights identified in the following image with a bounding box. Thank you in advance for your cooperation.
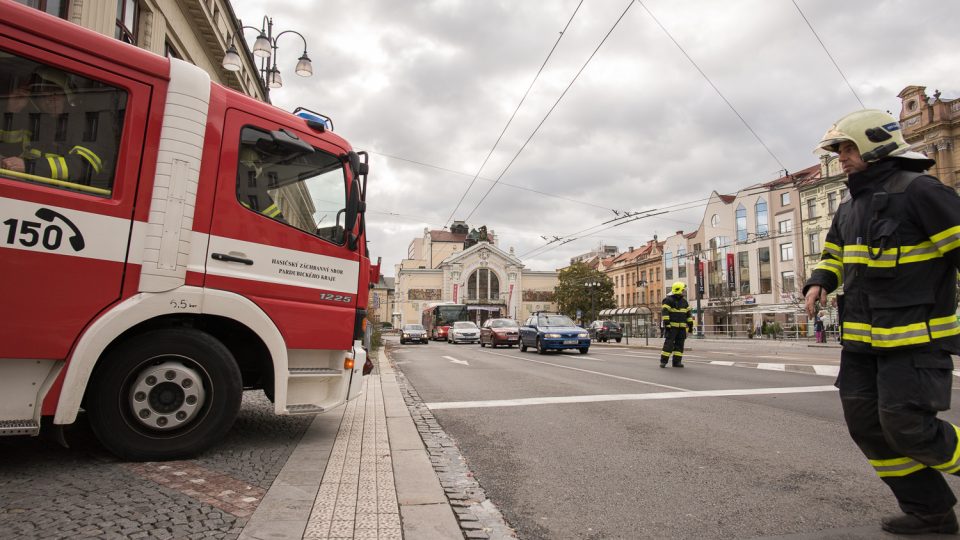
[222,15,313,99]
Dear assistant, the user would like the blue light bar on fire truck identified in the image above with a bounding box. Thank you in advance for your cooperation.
[293,107,334,132]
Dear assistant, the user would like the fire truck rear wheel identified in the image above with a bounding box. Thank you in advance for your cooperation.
[87,328,243,461]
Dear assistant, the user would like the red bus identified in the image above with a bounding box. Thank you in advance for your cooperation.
[422,303,469,340]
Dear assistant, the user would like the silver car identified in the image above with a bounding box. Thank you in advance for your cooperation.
[447,321,480,344]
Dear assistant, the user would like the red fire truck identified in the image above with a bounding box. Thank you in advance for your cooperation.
[0,1,379,460]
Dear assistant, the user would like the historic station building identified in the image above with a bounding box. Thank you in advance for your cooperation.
[393,222,558,327]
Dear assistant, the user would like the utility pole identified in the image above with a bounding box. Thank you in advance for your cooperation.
[694,254,704,337]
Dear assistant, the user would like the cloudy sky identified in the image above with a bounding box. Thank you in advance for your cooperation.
[231,0,957,276]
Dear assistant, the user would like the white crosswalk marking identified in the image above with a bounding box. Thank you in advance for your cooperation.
[426,385,838,410]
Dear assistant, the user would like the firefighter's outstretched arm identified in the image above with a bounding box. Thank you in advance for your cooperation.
[803,217,844,318]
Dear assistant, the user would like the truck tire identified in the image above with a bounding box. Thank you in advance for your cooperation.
[87,328,242,461]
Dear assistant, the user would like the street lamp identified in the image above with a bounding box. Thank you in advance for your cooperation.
[222,15,313,98]
[584,281,601,324]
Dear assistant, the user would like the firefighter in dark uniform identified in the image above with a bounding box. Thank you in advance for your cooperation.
[660,281,693,368]
[1,67,105,188]
[803,109,960,535]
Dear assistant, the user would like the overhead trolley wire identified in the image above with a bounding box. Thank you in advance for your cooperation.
[463,0,637,223]
[790,0,865,109]
[635,0,787,172]
[442,0,586,229]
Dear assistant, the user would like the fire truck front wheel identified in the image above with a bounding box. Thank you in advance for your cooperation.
[87,328,243,461]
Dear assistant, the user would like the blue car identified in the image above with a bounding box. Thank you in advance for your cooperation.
[519,313,590,354]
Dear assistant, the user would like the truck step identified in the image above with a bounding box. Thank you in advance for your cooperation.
[287,404,325,414]
[288,367,341,377]
[0,419,40,436]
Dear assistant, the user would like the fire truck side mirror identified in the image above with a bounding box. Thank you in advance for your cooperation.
[344,178,361,235]
[346,151,370,179]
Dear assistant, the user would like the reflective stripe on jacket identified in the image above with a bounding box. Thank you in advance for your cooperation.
[662,294,693,328]
[804,163,960,354]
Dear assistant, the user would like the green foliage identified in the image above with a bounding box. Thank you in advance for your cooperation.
[554,263,616,322]
[371,325,382,350]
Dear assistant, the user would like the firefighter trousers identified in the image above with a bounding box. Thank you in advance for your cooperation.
[661,327,687,365]
[838,349,960,515]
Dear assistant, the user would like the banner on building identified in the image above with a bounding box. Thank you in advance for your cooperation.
[508,284,514,308]
[453,284,458,303]
[726,253,736,291]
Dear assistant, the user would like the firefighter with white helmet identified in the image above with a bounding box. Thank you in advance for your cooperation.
[236,146,283,221]
[804,109,960,535]
[660,281,693,368]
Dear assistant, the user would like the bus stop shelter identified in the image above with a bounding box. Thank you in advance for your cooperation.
[598,307,654,338]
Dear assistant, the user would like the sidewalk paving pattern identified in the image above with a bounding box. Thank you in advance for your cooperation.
[242,350,465,540]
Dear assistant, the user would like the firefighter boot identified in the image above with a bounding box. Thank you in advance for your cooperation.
[881,509,958,535]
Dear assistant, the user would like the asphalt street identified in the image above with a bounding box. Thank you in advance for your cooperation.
[389,338,960,540]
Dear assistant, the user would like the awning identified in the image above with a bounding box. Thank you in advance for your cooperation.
[599,307,652,316]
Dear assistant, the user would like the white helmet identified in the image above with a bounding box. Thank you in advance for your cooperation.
[815,109,929,165]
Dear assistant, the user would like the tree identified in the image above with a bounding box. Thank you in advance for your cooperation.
[554,263,616,322]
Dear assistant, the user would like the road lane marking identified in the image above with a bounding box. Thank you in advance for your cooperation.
[443,355,469,366]
[757,363,786,371]
[710,361,735,366]
[814,365,840,377]
[426,385,838,410]
[482,350,691,392]
[577,356,605,361]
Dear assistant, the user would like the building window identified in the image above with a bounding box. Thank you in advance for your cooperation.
[711,214,720,228]
[780,242,794,261]
[165,40,183,59]
[839,187,848,201]
[664,251,673,280]
[777,218,792,234]
[467,268,500,301]
[677,248,687,278]
[737,251,750,294]
[808,232,820,255]
[755,199,768,237]
[806,198,817,220]
[781,192,791,205]
[758,247,772,294]
[827,192,839,214]
[116,0,139,45]
[736,204,747,242]
[641,291,646,304]
[17,0,67,17]
[781,271,796,293]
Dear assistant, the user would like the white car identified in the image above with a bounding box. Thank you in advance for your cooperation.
[447,321,480,344]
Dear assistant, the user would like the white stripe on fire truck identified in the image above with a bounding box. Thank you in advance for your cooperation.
[206,234,360,294]
[0,197,129,262]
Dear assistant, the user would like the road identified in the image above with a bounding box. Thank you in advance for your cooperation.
[388,337,960,539]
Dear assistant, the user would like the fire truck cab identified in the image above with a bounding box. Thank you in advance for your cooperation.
[0,1,378,460]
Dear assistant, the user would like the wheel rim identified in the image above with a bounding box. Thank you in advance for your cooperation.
[128,359,207,432]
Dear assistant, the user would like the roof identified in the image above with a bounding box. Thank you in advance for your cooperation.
[428,229,494,243]
[428,230,468,243]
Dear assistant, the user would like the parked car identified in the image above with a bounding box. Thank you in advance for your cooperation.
[480,318,520,348]
[588,320,623,343]
[399,323,428,345]
[448,321,480,344]
[519,313,590,354]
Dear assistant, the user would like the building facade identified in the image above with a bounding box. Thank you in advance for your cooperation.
[393,224,557,327]
[898,85,959,190]
[368,276,395,328]
[16,0,266,100]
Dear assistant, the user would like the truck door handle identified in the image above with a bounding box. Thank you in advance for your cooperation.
[211,253,254,265]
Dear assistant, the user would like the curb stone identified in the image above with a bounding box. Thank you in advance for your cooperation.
[386,346,517,540]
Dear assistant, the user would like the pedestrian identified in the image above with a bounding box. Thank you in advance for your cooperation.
[803,109,960,535]
[660,281,693,368]
[814,315,825,343]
